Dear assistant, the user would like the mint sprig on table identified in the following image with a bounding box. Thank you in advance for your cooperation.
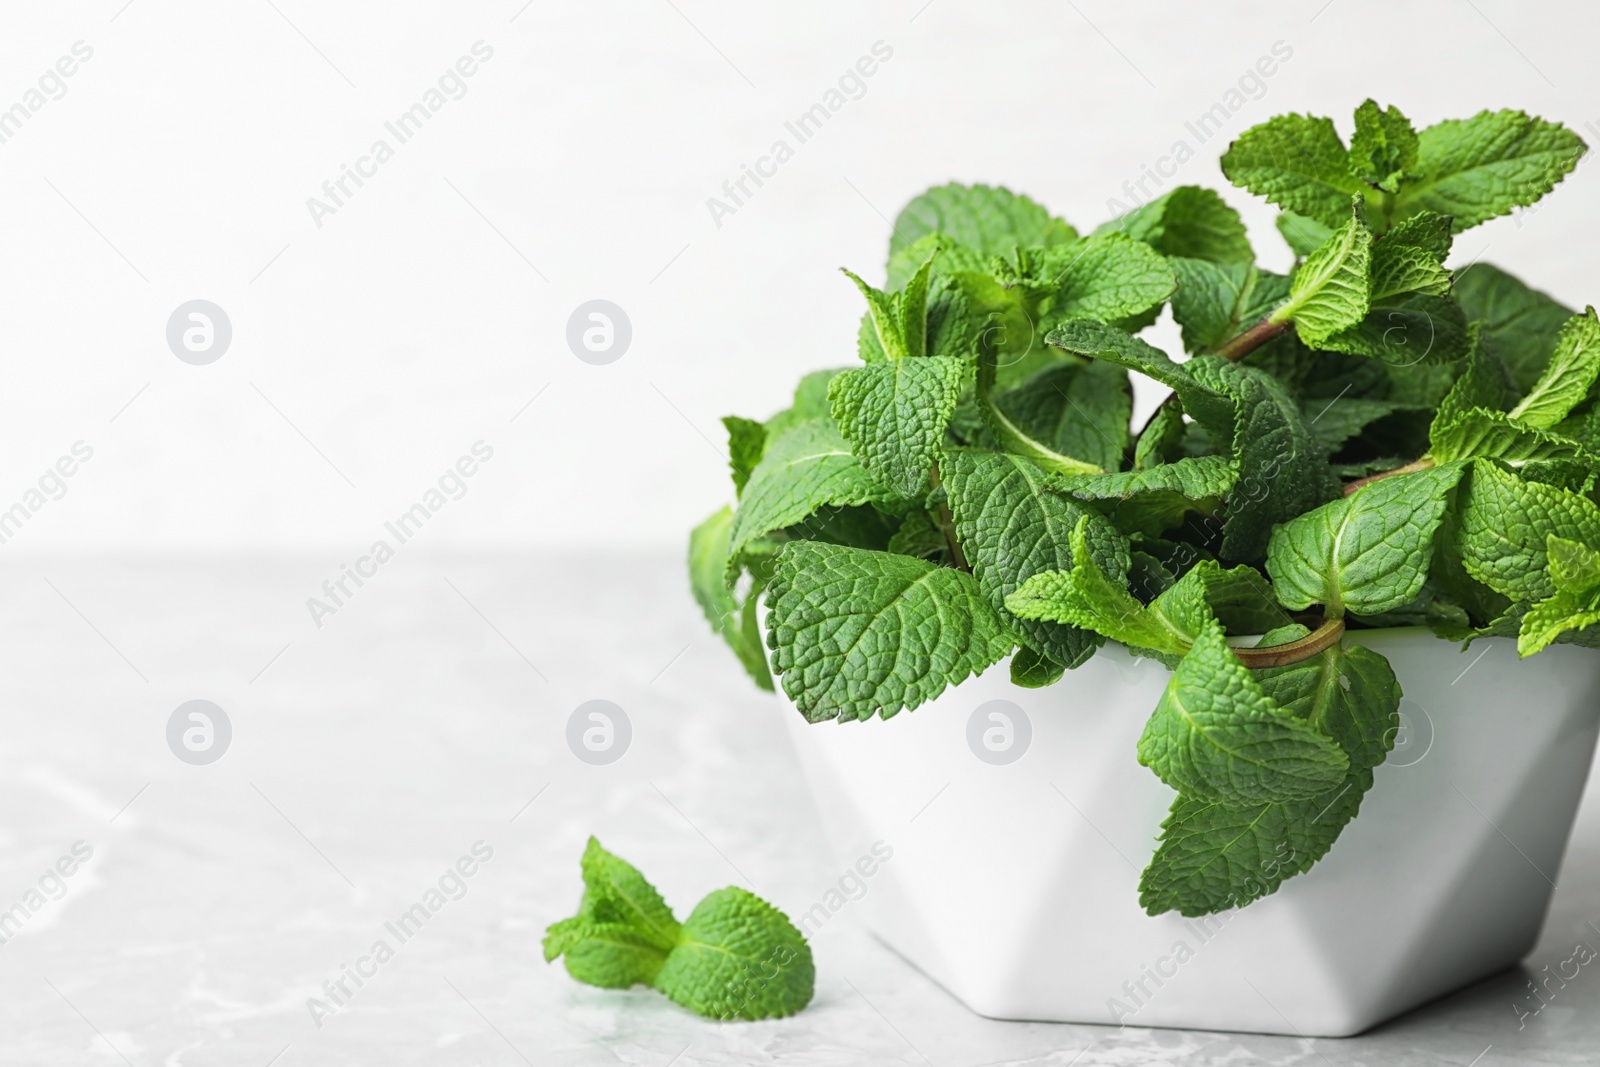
[544,838,814,1020]
[690,100,1595,917]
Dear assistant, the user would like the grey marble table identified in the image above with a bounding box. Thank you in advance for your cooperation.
[2,553,1596,1066]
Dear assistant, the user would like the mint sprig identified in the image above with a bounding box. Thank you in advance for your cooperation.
[544,838,814,1021]
[690,100,1596,919]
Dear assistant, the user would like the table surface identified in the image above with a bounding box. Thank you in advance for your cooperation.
[3,553,1598,1066]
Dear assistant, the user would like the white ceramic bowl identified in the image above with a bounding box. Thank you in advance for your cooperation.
[777,628,1600,1036]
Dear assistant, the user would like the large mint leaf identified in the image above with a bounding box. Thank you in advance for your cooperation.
[1139,640,1399,917]
[944,450,1127,669]
[1221,113,1364,229]
[1266,464,1464,618]
[1269,202,1373,346]
[1136,619,1350,805]
[690,507,773,690]
[1459,460,1600,602]
[1097,185,1254,265]
[993,361,1131,472]
[1507,308,1600,429]
[653,887,814,1021]
[890,183,1076,259]
[766,542,1013,722]
[828,357,966,497]
[729,419,902,563]
[1395,109,1586,232]
[1454,263,1576,392]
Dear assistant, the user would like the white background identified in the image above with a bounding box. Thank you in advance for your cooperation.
[1,0,1597,556]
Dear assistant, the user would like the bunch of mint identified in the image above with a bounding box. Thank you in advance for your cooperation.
[690,101,1597,917]
[543,838,814,1020]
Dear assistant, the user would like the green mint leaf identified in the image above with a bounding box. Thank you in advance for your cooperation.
[890,183,1076,260]
[764,369,846,442]
[1459,460,1600,602]
[1046,321,1236,444]
[1429,405,1597,466]
[1507,308,1600,429]
[577,837,682,948]
[1303,397,1430,452]
[1369,211,1453,300]
[1170,258,1256,353]
[993,361,1132,472]
[1518,536,1600,656]
[945,450,1127,669]
[1134,396,1186,469]
[545,918,675,989]
[1136,619,1350,805]
[1518,590,1600,657]
[652,887,815,1021]
[1005,515,1191,658]
[1549,533,1600,592]
[1266,464,1463,618]
[1269,200,1373,346]
[1349,99,1419,193]
[546,840,814,1020]
[1276,211,1335,257]
[1185,358,1342,562]
[885,509,947,560]
[1010,643,1067,688]
[1221,113,1364,229]
[723,417,766,497]
[1140,640,1398,916]
[828,356,967,497]
[1395,109,1586,232]
[1319,292,1470,365]
[1453,263,1576,393]
[1059,454,1237,538]
[1433,325,1517,427]
[728,419,906,565]
[766,542,1014,722]
[886,234,991,291]
[1096,185,1254,265]
[1038,232,1177,322]
[690,507,774,691]
[1138,772,1370,917]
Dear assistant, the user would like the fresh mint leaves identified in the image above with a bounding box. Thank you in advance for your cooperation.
[691,100,1594,920]
[545,838,814,1020]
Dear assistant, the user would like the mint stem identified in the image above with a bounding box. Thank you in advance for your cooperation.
[1215,317,1291,361]
[1232,617,1345,669]
[1341,456,1436,497]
